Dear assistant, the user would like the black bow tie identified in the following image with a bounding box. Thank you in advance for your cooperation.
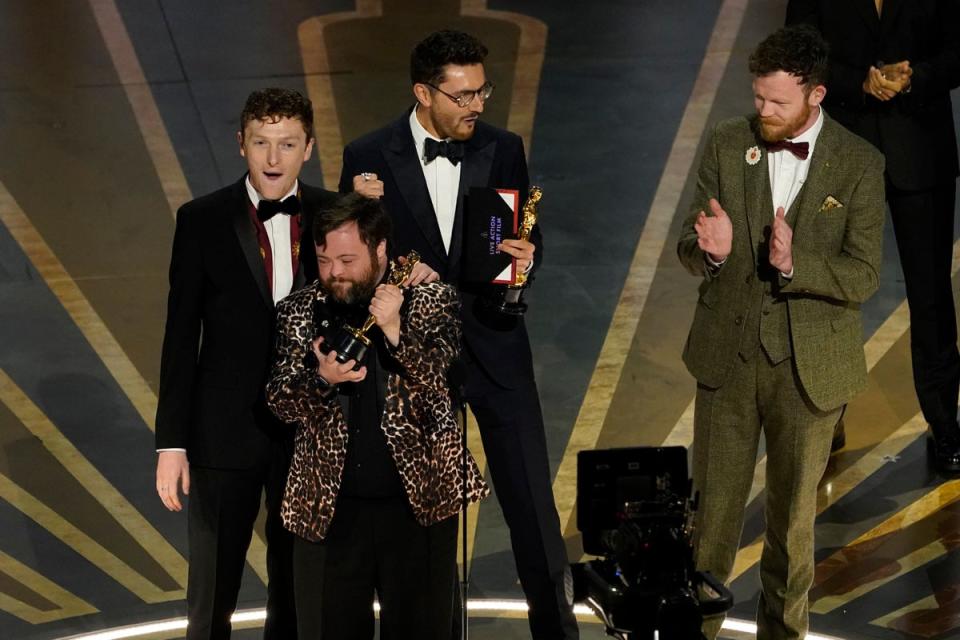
[423,138,465,165]
[764,139,810,160]
[257,195,301,222]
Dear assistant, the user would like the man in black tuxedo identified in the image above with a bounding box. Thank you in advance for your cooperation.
[786,0,960,473]
[154,88,338,639]
[341,30,578,639]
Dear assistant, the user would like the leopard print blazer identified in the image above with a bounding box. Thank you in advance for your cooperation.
[267,280,490,542]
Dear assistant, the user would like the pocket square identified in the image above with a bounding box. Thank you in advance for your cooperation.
[819,195,844,212]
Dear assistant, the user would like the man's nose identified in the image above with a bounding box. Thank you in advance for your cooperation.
[267,145,280,165]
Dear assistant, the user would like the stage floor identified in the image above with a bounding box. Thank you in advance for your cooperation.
[0,0,958,638]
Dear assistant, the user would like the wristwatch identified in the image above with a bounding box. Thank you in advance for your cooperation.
[312,370,337,398]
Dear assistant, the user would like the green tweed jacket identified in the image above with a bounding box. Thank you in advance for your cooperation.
[678,113,885,411]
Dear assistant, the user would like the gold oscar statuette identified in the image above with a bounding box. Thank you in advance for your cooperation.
[327,251,421,367]
[490,186,542,315]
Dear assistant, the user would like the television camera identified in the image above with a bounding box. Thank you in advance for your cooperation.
[572,446,733,640]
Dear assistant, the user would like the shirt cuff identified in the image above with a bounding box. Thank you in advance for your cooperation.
[157,448,187,453]
[705,254,727,268]
[780,267,794,279]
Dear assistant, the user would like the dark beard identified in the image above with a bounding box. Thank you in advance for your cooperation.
[327,275,377,305]
[323,255,382,306]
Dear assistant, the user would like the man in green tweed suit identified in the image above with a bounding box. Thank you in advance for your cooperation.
[678,25,885,640]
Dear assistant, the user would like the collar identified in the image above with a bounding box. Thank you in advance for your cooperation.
[785,106,825,158]
[409,106,448,162]
[244,175,299,209]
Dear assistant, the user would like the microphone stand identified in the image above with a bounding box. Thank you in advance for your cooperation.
[456,375,469,640]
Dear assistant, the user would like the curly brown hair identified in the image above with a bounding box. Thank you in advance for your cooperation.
[749,24,829,89]
[410,30,488,86]
[240,88,314,141]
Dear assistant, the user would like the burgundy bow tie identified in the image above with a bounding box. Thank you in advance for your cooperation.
[764,139,810,160]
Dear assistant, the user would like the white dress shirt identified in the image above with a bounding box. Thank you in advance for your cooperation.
[409,107,461,253]
[767,106,824,218]
[245,176,297,303]
[766,107,824,278]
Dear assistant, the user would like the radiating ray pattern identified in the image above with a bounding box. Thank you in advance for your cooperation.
[0,0,958,639]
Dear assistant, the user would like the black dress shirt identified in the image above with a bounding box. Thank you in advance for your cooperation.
[319,300,405,498]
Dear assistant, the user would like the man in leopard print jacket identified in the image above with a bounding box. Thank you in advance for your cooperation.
[266,192,488,639]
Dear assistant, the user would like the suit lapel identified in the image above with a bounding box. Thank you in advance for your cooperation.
[230,178,273,308]
[295,186,323,290]
[383,116,448,265]
[292,193,307,292]
[855,0,881,35]
[292,255,307,291]
[879,0,905,37]
[448,129,496,279]
[790,116,841,241]
[744,123,771,261]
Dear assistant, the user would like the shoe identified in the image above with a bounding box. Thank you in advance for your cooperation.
[927,421,960,473]
[831,418,846,453]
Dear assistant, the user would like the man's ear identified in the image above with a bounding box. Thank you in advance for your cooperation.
[413,83,432,108]
[808,83,826,107]
[237,131,245,157]
[378,239,388,261]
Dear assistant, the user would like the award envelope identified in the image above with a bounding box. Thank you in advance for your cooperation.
[463,187,518,284]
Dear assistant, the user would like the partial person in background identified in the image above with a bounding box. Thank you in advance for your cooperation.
[154,87,338,639]
[787,0,960,473]
[678,25,885,639]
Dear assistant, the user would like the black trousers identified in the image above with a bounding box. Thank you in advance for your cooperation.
[292,496,458,640]
[888,181,960,428]
[186,440,296,640]
[463,356,579,640]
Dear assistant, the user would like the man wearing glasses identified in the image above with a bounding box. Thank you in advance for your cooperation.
[341,29,578,640]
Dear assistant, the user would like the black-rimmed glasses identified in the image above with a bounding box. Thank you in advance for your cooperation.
[425,81,495,108]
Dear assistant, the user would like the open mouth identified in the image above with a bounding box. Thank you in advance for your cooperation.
[263,171,284,182]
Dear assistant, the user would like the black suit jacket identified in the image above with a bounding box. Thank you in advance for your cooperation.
[339,110,542,389]
[786,0,960,190]
[155,177,338,469]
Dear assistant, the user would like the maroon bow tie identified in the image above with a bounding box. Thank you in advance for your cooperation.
[764,139,810,160]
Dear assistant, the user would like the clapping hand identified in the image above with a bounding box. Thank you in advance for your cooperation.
[694,198,733,263]
[769,206,793,275]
